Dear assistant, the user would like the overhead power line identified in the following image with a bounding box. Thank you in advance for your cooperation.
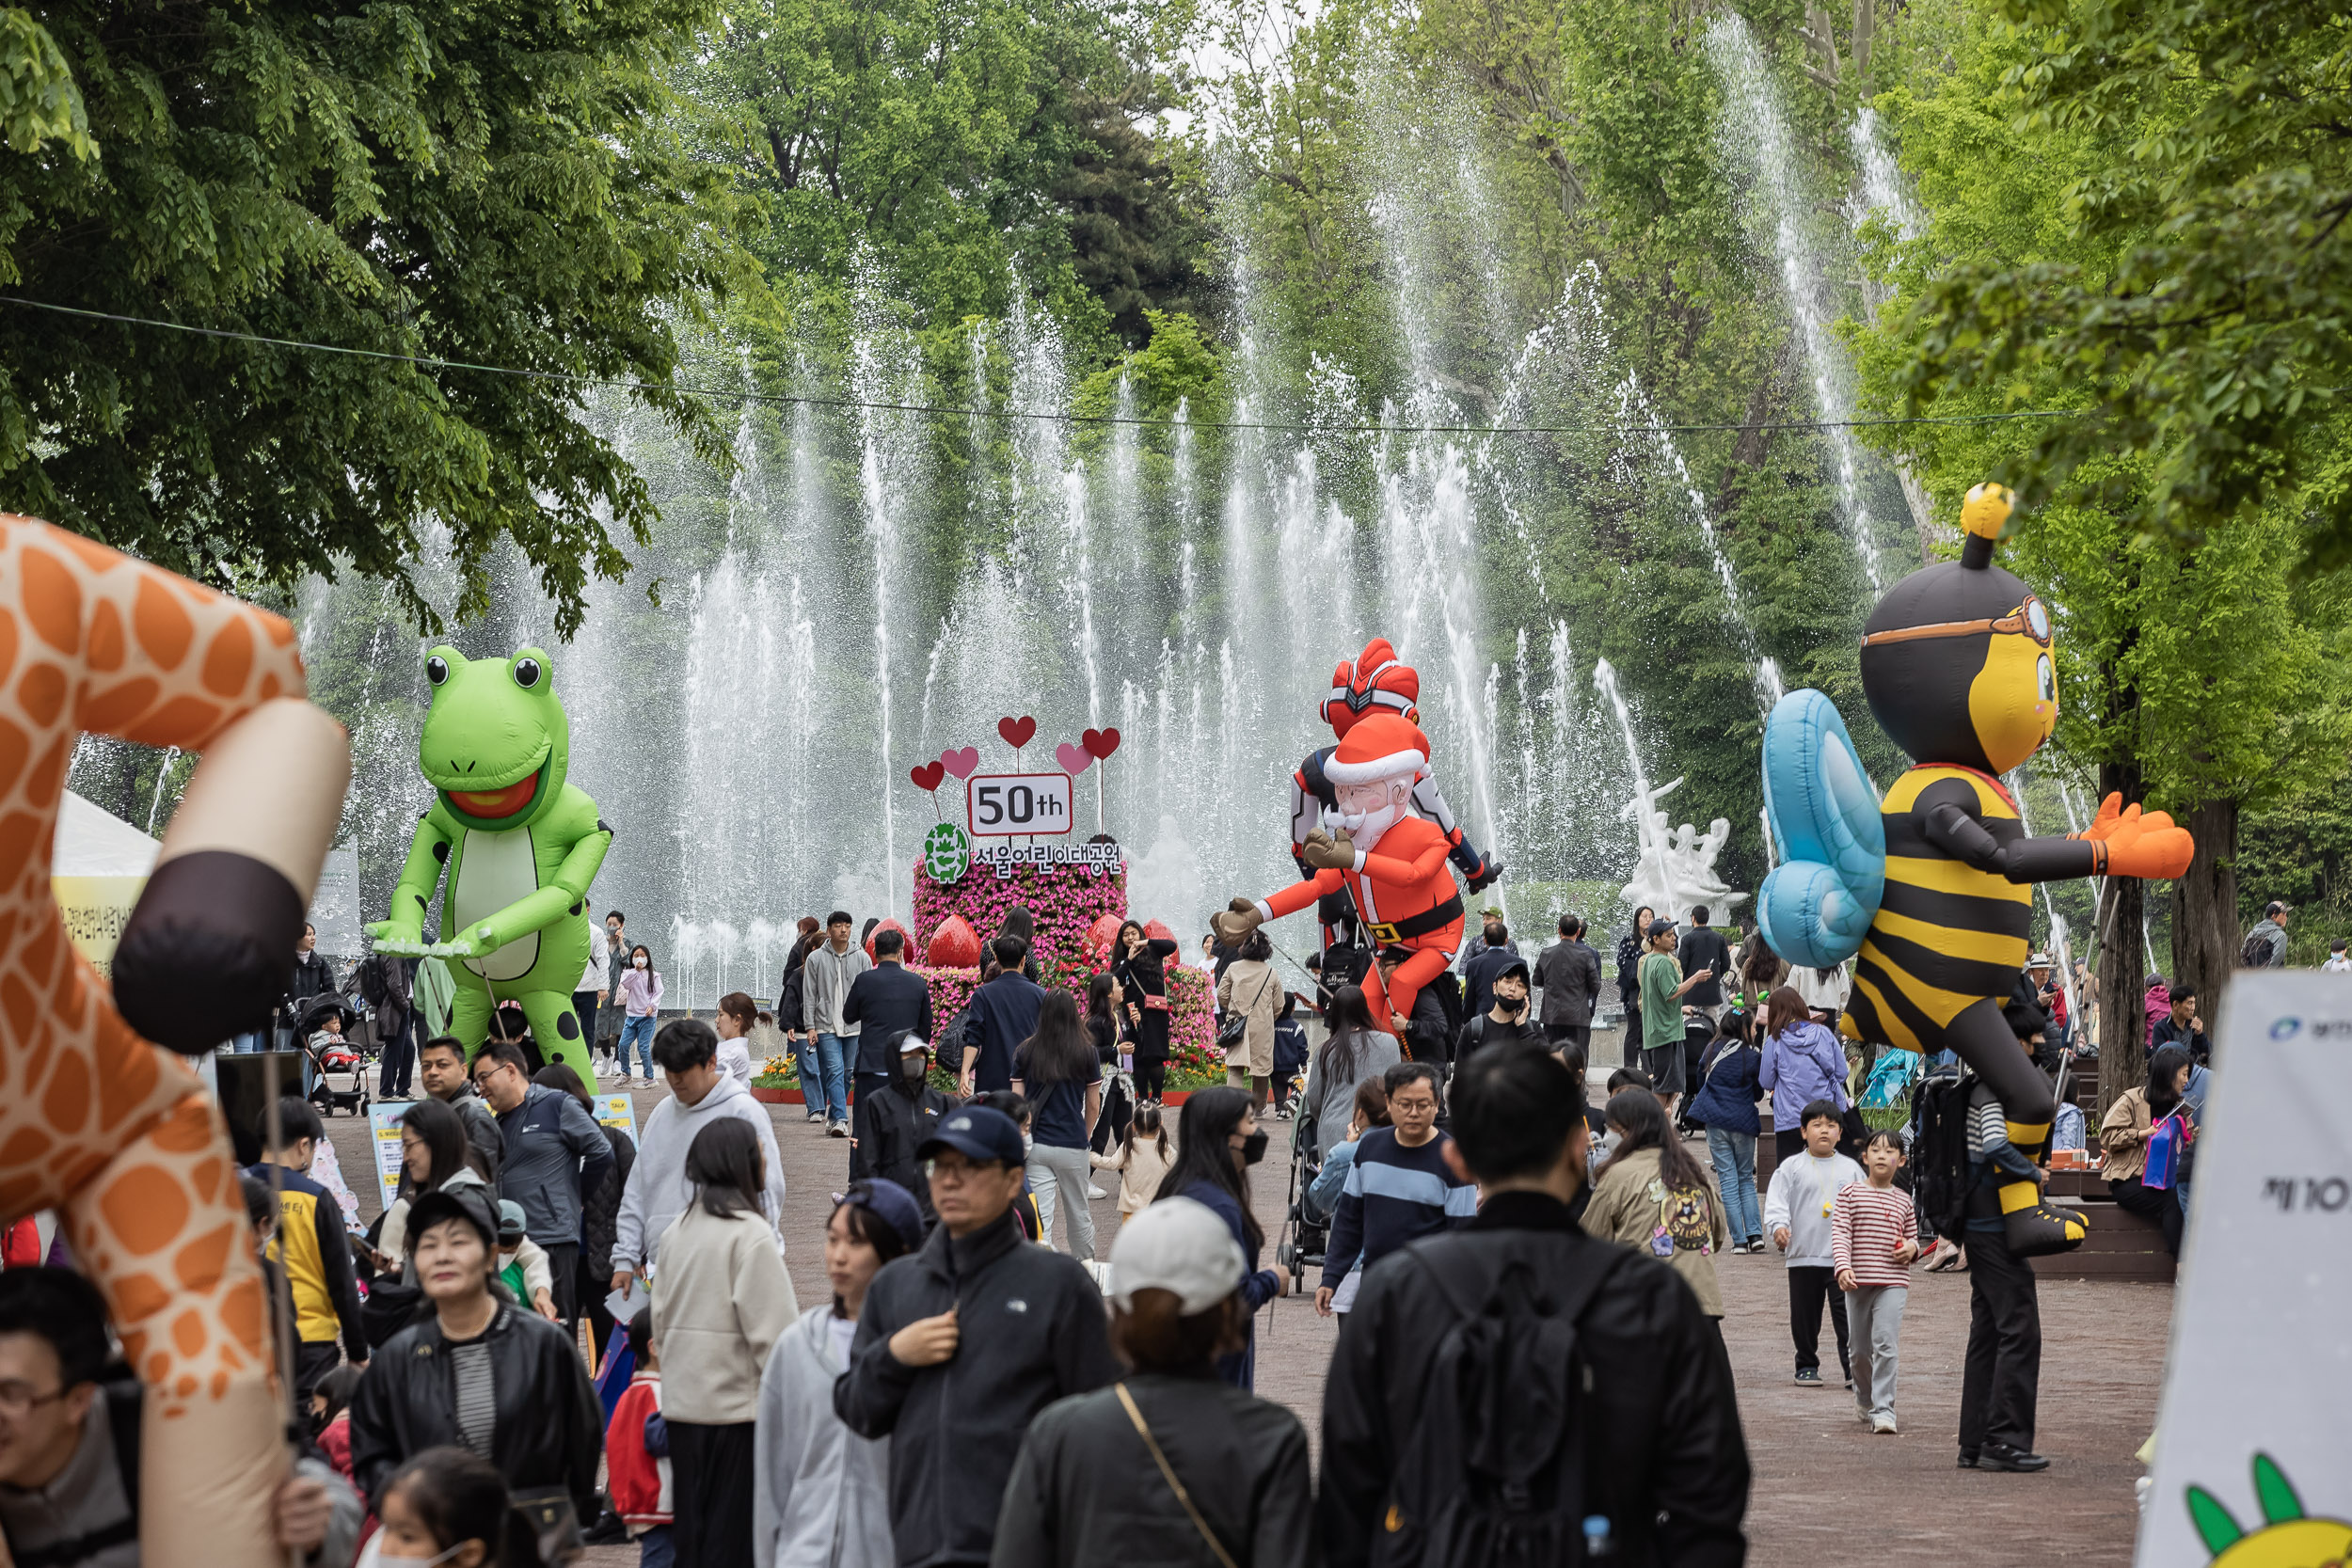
[2,293,2101,437]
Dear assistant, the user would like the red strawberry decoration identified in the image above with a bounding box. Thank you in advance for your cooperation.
[1082,727,1121,760]
[909,761,946,792]
[925,915,982,970]
[865,917,912,963]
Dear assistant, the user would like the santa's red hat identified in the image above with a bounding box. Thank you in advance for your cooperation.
[1321,712,1431,786]
[1322,638,1421,736]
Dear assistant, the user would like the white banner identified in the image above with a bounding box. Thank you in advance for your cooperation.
[2138,970,2352,1565]
[366,1100,414,1210]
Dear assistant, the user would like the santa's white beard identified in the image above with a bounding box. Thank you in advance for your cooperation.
[1327,800,1399,851]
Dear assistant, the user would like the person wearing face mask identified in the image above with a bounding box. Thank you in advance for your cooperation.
[850,1034,960,1229]
[1453,957,1538,1061]
[1152,1087,1290,1389]
[616,945,663,1089]
[362,1445,545,1568]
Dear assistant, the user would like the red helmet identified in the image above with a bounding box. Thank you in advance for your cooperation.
[1321,638,1421,737]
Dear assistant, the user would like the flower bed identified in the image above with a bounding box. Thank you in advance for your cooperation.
[913,856,1126,991]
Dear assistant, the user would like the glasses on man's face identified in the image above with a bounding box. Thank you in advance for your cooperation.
[0,1381,72,1420]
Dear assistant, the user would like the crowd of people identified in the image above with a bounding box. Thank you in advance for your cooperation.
[9,881,2330,1568]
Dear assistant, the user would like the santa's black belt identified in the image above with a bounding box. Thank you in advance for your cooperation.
[1362,895,1463,945]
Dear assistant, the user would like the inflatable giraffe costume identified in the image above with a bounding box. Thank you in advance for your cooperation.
[0,515,350,1568]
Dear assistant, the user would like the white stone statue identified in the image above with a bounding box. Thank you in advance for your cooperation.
[1618,777,1746,922]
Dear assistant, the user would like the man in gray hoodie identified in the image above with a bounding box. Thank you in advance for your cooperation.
[800,911,871,1137]
[611,1019,787,1306]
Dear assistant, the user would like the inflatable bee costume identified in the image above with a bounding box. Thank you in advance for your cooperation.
[1760,484,2194,1254]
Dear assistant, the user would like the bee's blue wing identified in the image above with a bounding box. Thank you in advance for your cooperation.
[1759,689,1884,969]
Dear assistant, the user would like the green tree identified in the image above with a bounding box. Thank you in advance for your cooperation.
[1881,0,2352,571]
[1852,0,2352,1092]
[0,0,748,636]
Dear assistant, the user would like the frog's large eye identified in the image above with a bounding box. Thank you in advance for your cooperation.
[426,656,449,687]
[513,657,543,689]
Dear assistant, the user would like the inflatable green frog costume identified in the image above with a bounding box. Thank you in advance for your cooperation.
[366,646,612,1068]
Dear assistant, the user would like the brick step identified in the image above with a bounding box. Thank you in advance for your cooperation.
[2034,1249,2176,1282]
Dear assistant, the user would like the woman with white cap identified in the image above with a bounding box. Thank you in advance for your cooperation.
[989,1196,1313,1567]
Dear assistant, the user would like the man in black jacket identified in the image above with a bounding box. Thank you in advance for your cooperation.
[844,927,936,1117]
[1319,1044,1750,1567]
[835,1105,1118,1568]
[1535,913,1603,1060]
[850,1033,960,1224]
[1677,906,1731,1024]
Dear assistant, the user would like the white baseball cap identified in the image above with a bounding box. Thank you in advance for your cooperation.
[1109,1196,1246,1313]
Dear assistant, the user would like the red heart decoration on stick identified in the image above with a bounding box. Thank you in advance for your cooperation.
[998,715,1038,749]
[1055,741,1093,775]
[1083,727,1122,760]
[909,761,946,793]
[940,747,980,781]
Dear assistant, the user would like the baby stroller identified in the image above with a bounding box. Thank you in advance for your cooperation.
[1275,1114,1329,1278]
[296,996,371,1119]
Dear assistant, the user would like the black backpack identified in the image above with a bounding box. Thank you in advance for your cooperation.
[2239,929,2272,968]
[1911,1070,1978,1236]
[1377,1245,1629,1568]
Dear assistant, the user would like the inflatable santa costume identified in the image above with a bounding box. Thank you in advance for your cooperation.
[1224,713,1466,1034]
[1291,639,1501,924]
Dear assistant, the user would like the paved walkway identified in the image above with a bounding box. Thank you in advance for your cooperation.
[329,1085,2169,1565]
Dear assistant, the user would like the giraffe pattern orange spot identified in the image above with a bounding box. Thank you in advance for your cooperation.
[101,1163,189,1254]
[133,695,225,749]
[151,1095,211,1153]
[200,618,252,698]
[133,576,195,668]
[53,530,123,575]
[0,608,15,685]
[221,1275,264,1354]
[82,677,161,734]
[114,1271,171,1323]
[23,736,65,811]
[41,1042,90,1133]
[87,599,125,673]
[0,1127,52,1166]
[0,813,37,887]
[0,718,25,800]
[260,673,281,700]
[16,661,65,727]
[20,549,81,655]
[173,1225,233,1293]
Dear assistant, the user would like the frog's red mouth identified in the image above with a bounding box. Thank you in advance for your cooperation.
[446,768,541,820]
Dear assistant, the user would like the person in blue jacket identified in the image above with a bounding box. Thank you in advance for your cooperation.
[1686,1012,1766,1252]
[1153,1086,1288,1388]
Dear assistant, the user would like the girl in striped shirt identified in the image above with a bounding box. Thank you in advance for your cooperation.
[1833,1130,1920,1433]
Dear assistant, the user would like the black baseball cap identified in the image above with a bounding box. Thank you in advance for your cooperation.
[1645,917,1677,940]
[1495,958,1531,986]
[405,1186,498,1254]
[915,1104,1025,1166]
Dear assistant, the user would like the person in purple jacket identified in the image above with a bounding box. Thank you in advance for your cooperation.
[1759,986,1852,1164]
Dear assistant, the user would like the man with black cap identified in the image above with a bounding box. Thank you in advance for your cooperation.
[834,1104,1118,1568]
[1454,956,1540,1060]
[850,1032,961,1225]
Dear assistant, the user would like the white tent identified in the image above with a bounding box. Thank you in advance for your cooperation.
[54,790,162,878]
[52,792,160,974]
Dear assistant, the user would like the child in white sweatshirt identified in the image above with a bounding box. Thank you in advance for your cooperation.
[1763,1100,1866,1387]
